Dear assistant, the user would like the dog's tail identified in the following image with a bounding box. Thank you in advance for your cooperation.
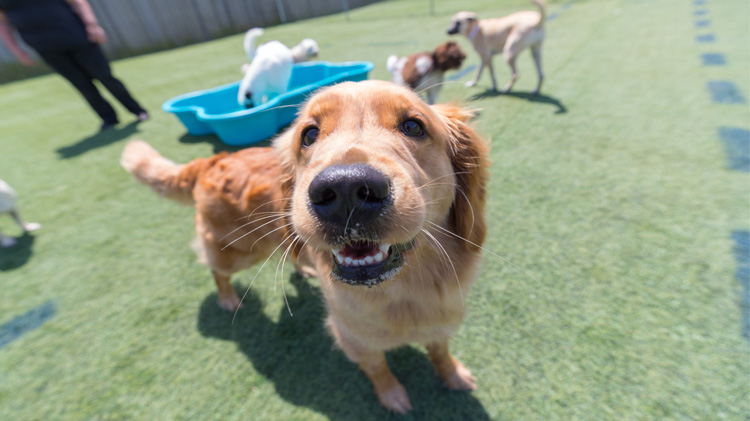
[243,27,264,61]
[120,140,220,205]
[531,0,546,27]
[386,55,399,75]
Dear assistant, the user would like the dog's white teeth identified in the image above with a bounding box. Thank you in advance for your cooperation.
[374,252,384,263]
[344,256,353,265]
[332,248,341,255]
[364,256,374,264]
[379,244,391,254]
[336,254,345,264]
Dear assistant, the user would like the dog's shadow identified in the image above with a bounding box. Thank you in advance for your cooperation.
[0,232,35,271]
[197,274,491,420]
[469,89,567,114]
[57,121,141,159]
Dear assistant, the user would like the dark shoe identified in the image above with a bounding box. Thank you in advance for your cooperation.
[100,120,118,131]
[136,111,150,122]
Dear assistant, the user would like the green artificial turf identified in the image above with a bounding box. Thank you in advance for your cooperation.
[1,0,748,419]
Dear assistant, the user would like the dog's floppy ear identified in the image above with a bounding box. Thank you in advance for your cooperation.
[433,103,489,251]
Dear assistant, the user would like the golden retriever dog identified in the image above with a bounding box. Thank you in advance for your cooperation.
[274,80,489,413]
[122,80,489,413]
[447,0,546,94]
[120,143,314,311]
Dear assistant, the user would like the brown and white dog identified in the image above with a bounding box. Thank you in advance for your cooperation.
[386,41,466,104]
[123,80,489,413]
[447,0,546,94]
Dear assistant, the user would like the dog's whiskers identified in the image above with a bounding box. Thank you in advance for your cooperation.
[232,230,296,324]
[420,227,464,307]
[416,80,462,95]
[222,213,289,243]
[221,215,288,249]
[234,198,290,222]
[425,220,550,300]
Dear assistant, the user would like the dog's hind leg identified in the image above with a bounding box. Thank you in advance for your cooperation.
[426,340,477,391]
[531,42,544,95]
[10,209,41,232]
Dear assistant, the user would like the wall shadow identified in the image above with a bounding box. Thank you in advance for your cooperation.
[56,121,141,159]
[0,232,35,271]
[469,89,567,114]
[197,274,491,420]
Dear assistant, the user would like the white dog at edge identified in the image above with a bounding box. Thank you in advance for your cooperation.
[238,28,319,108]
[0,178,41,247]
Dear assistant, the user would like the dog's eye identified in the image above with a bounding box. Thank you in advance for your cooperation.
[301,126,319,147]
[400,119,425,138]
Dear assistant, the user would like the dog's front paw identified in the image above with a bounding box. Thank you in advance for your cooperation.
[377,383,413,414]
[443,360,477,391]
[24,222,42,232]
[464,80,477,88]
[217,294,242,312]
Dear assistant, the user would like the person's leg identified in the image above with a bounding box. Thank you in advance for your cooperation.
[72,44,147,117]
[37,48,119,125]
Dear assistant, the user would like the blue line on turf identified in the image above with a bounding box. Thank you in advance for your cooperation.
[696,34,716,43]
[692,0,706,5]
[731,231,750,341]
[707,81,746,104]
[701,53,726,66]
[447,65,477,81]
[694,19,710,28]
[693,9,707,16]
[719,127,750,172]
[0,300,57,350]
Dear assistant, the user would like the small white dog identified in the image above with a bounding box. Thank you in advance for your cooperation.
[238,28,319,108]
[0,178,41,247]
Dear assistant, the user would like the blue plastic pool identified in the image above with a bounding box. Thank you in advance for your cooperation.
[162,61,374,146]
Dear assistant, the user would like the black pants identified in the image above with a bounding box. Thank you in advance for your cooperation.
[37,43,145,124]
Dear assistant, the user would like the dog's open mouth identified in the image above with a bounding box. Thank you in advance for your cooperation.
[330,240,414,287]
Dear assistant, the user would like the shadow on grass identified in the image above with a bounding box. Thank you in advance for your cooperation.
[178,132,278,154]
[197,274,491,420]
[56,121,141,159]
[0,232,35,271]
[469,89,567,114]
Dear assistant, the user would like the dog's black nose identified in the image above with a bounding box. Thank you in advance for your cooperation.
[308,164,390,225]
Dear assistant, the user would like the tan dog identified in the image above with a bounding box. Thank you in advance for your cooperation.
[120,143,314,311]
[447,0,546,94]
[275,80,489,413]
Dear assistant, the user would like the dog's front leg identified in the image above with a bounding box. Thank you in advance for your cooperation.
[426,340,477,391]
[465,59,485,88]
[358,351,412,414]
[328,320,412,413]
[211,270,242,311]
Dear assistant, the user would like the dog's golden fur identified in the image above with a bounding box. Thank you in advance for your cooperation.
[121,143,308,311]
[275,80,489,413]
[122,80,489,413]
